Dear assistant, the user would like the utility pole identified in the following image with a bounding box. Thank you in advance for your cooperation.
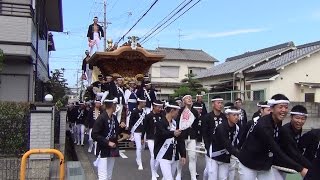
[103,0,107,50]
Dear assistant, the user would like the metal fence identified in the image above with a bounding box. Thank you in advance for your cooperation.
[205,89,266,108]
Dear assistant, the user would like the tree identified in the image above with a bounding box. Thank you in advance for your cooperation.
[44,69,70,106]
[172,73,207,98]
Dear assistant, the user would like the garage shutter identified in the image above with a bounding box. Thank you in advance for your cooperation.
[0,74,29,102]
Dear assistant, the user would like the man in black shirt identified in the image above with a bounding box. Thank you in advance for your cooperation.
[142,100,163,180]
[238,94,308,180]
[195,93,207,116]
[201,95,227,180]
[76,102,88,146]
[129,97,147,170]
[92,96,120,180]
[252,101,266,120]
[81,50,93,85]
[274,105,312,180]
[87,16,104,55]
[176,95,199,180]
[234,98,247,130]
[154,101,186,180]
[299,128,320,163]
[211,106,241,180]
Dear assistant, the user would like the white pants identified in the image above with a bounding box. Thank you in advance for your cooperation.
[76,124,85,145]
[238,162,274,180]
[206,157,229,180]
[134,132,143,165]
[86,68,92,86]
[203,160,208,180]
[159,159,178,180]
[71,123,77,143]
[97,157,115,180]
[90,32,100,56]
[185,139,197,180]
[272,168,286,180]
[147,140,159,178]
[116,104,123,123]
[228,155,238,180]
[96,91,109,103]
[88,128,97,153]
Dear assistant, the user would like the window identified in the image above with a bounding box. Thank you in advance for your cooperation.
[253,90,265,101]
[188,67,206,76]
[160,66,179,78]
[305,93,315,102]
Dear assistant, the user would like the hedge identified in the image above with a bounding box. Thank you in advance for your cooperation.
[0,101,30,157]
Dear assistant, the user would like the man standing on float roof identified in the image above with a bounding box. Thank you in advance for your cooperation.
[238,94,308,180]
[87,16,104,55]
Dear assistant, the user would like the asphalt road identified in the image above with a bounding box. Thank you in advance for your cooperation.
[82,145,207,180]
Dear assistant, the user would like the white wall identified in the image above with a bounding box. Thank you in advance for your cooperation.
[151,60,214,96]
[249,81,271,99]
[251,51,320,102]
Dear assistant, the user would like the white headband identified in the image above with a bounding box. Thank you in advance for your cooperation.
[193,106,203,110]
[153,102,163,106]
[260,105,270,108]
[94,100,101,103]
[145,83,151,86]
[104,97,118,103]
[224,106,231,109]
[182,95,192,100]
[225,109,241,114]
[196,94,203,97]
[165,102,181,109]
[290,111,308,117]
[267,99,290,106]
[137,98,146,102]
[211,98,224,102]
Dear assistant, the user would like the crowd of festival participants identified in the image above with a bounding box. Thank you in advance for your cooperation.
[66,73,320,180]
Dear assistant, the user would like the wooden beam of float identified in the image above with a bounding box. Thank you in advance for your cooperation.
[87,46,165,78]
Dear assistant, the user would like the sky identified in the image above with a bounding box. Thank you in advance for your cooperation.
[49,0,320,87]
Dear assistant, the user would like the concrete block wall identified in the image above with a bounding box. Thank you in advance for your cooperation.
[59,110,67,154]
[29,110,53,159]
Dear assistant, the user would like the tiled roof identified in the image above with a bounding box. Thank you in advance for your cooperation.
[152,47,218,62]
[197,42,294,78]
[247,41,320,73]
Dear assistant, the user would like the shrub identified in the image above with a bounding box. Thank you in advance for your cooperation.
[0,101,30,157]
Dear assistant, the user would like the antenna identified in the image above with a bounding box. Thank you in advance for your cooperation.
[178,28,186,48]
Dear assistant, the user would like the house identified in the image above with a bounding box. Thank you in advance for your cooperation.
[149,47,218,99]
[197,40,320,102]
[0,0,63,102]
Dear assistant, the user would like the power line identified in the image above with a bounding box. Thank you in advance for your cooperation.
[141,0,201,44]
[140,0,195,44]
[140,0,189,41]
[116,0,160,45]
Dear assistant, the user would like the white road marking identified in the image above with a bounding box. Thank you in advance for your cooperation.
[119,150,128,159]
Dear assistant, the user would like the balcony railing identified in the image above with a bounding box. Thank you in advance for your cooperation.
[0,2,35,22]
